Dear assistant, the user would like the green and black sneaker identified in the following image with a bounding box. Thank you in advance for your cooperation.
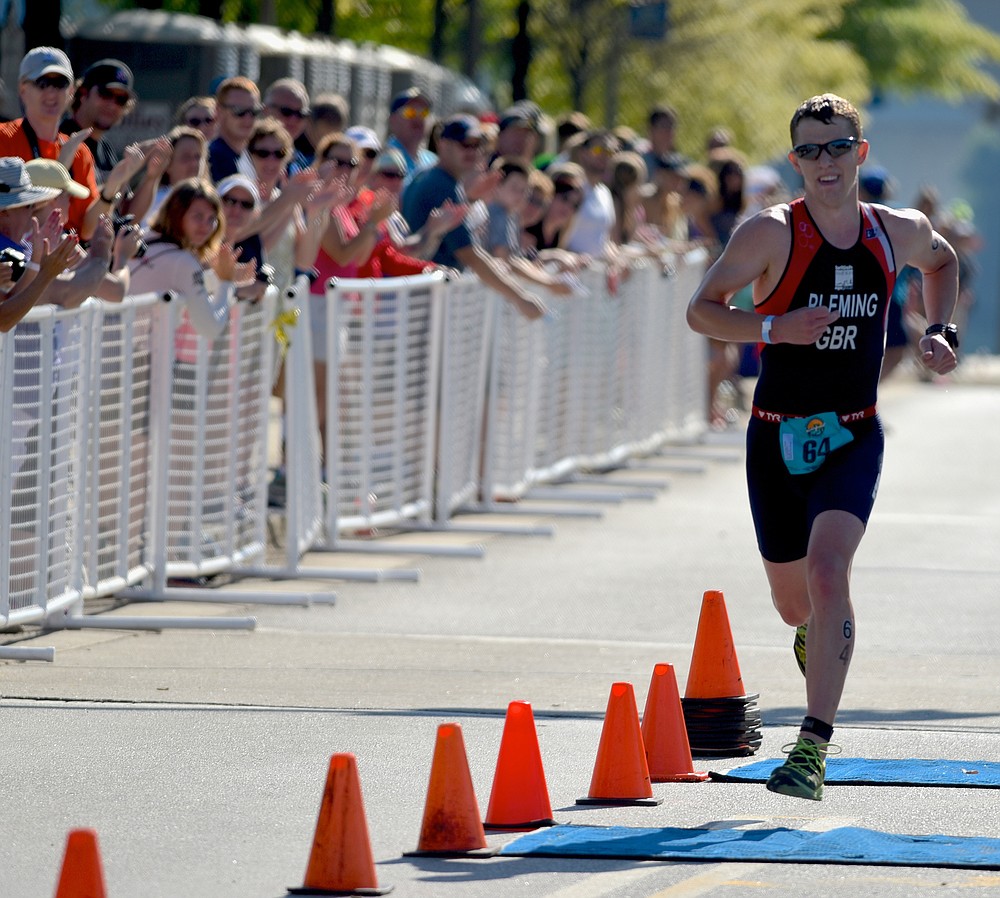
[765,737,840,801]
[793,623,808,677]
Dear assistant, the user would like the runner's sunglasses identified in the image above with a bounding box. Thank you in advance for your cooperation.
[792,137,858,161]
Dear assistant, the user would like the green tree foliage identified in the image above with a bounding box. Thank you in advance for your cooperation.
[826,0,1000,100]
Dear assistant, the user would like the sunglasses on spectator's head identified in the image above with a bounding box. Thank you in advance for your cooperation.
[33,74,70,90]
[792,136,857,161]
[325,155,358,169]
[272,104,306,120]
[185,116,215,128]
[400,105,430,120]
[97,85,131,106]
[222,195,255,210]
[225,104,262,119]
[251,147,287,160]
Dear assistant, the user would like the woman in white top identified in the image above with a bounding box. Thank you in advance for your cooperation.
[128,177,254,343]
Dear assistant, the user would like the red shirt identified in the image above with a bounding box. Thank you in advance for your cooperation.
[0,118,98,236]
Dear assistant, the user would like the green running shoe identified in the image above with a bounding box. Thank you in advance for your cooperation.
[793,623,808,677]
[765,737,840,801]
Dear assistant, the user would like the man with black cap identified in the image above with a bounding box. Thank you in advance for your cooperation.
[402,114,543,321]
[61,59,136,186]
[386,87,437,180]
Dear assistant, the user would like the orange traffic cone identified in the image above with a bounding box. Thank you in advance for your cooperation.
[54,829,106,898]
[577,682,662,806]
[289,753,392,896]
[484,701,556,830]
[684,589,745,698]
[406,723,491,856]
[641,663,709,782]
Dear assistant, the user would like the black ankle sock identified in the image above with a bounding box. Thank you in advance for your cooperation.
[801,716,834,742]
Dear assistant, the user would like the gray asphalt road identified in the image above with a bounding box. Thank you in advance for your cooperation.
[2,363,999,897]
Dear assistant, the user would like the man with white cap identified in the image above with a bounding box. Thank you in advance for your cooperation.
[0,156,80,329]
[0,47,114,240]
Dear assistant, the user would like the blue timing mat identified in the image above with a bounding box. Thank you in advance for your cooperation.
[500,824,1000,869]
[709,758,1000,788]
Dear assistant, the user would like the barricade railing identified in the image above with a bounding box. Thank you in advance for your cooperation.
[3,250,711,658]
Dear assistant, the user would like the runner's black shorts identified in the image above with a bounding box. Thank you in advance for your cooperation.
[746,414,884,564]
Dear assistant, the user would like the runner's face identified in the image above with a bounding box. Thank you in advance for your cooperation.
[789,116,868,202]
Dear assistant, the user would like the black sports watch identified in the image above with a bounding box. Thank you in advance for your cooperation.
[924,322,959,349]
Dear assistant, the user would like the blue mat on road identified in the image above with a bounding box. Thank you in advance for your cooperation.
[500,824,1000,869]
[709,758,1000,788]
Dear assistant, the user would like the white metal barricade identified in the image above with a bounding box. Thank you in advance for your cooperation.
[0,303,90,651]
[319,274,480,557]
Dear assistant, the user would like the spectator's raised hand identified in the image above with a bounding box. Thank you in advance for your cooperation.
[37,231,81,280]
[466,169,502,202]
[210,243,257,287]
[88,215,115,262]
[142,137,173,180]
[425,199,468,238]
[368,188,397,224]
[59,128,92,168]
[113,222,144,265]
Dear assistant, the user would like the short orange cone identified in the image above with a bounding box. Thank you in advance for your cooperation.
[685,589,745,698]
[577,682,662,806]
[484,701,556,829]
[289,753,392,896]
[54,828,106,898]
[641,663,709,782]
[406,723,490,856]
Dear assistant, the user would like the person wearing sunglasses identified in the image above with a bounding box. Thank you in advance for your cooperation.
[0,47,107,239]
[208,76,262,184]
[175,96,219,144]
[386,86,437,181]
[687,94,959,803]
[263,78,312,174]
[60,59,136,188]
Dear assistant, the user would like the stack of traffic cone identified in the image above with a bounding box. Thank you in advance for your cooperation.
[406,723,492,857]
[289,753,392,896]
[577,682,662,806]
[641,663,709,782]
[681,590,762,757]
[54,829,106,898]
[484,701,557,830]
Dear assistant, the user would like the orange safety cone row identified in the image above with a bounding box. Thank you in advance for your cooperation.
[484,701,556,830]
[54,828,106,898]
[577,682,662,806]
[684,589,746,699]
[406,722,491,857]
[641,663,709,783]
[289,753,392,896]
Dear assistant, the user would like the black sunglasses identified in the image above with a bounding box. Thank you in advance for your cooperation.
[224,104,262,119]
[273,104,306,120]
[33,74,70,90]
[96,85,131,107]
[792,136,858,161]
[325,156,358,169]
[185,116,215,128]
[377,170,404,180]
[251,147,287,160]
[222,195,255,210]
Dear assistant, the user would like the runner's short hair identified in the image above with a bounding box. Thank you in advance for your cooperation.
[790,94,862,145]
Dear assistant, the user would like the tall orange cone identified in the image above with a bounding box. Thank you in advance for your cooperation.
[685,589,745,698]
[577,682,662,806]
[484,701,556,830]
[406,723,491,856]
[641,663,709,782]
[289,753,392,896]
[54,829,106,898]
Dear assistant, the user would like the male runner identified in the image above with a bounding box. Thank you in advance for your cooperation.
[686,94,959,800]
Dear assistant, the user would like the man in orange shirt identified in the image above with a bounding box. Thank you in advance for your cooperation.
[0,47,113,239]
